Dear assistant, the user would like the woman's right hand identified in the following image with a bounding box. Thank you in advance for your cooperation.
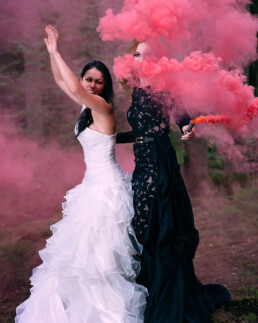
[181,125,196,140]
[44,25,59,54]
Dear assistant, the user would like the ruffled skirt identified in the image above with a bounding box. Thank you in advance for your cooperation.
[15,176,147,323]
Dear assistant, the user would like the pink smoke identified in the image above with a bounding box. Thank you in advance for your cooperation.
[0,113,135,226]
[0,117,85,225]
[112,52,257,129]
[98,0,258,133]
[98,0,257,66]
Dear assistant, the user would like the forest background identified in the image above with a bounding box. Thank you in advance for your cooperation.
[0,0,257,322]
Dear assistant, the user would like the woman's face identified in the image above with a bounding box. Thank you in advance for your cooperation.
[133,42,151,62]
[80,67,105,96]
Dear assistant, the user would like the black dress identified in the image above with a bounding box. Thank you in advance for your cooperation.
[116,87,231,323]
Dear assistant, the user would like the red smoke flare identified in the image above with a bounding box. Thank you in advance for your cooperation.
[192,115,231,125]
[191,97,258,130]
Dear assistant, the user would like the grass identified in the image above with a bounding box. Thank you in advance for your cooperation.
[212,298,258,323]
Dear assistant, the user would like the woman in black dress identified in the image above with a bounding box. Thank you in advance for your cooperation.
[117,40,231,322]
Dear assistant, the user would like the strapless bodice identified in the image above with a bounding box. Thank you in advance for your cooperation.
[77,127,124,184]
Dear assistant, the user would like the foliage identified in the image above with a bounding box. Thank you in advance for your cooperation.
[169,126,187,166]
[207,144,225,186]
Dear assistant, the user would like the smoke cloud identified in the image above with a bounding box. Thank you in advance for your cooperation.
[98,0,257,66]
[98,0,258,131]
[0,114,84,225]
[0,111,134,226]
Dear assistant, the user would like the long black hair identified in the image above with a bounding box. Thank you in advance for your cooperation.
[76,60,114,137]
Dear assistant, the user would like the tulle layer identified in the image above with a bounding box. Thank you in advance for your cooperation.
[16,176,148,323]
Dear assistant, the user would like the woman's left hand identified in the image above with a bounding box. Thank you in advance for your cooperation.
[181,125,196,140]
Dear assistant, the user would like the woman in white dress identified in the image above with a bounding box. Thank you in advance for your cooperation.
[15,25,147,323]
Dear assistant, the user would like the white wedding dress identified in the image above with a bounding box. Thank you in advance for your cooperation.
[15,125,148,323]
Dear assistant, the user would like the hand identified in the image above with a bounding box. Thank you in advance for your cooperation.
[44,25,59,54]
[181,124,196,140]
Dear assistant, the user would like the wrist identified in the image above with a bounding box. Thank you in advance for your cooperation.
[50,51,60,57]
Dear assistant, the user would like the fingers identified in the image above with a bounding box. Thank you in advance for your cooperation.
[181,134,193,140]
[44,25,59,53]
[45,25,59,39]
[181,128,196,141]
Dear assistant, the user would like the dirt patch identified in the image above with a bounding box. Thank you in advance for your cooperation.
[0,187,257,322]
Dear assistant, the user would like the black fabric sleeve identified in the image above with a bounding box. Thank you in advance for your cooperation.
[171,101,191,133]
[116,131,135,144]
[175,114,192,133]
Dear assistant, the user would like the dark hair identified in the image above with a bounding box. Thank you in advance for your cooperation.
[76,60,114,137]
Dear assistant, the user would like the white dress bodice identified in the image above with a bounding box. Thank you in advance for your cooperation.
[77,127,124,184]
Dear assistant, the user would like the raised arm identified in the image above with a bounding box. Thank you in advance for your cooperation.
[44,26,82,105]
[44,25,112,115]
[50,56,83,106]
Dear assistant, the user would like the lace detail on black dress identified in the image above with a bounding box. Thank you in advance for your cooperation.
[116,87,191,243]
[128,87,171,138]
[117,87,231,322]
[131,143,157,244]
[128,87,171,243]
[118,87,231,322]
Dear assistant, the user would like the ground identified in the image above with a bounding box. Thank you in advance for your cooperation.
[192,187,258,322]
[0,187,257,322]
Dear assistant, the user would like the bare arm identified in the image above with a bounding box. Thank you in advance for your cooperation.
[44,25,82,105]
[44,25,112,115]
[49,55,82,105]
[50,51,112,114]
